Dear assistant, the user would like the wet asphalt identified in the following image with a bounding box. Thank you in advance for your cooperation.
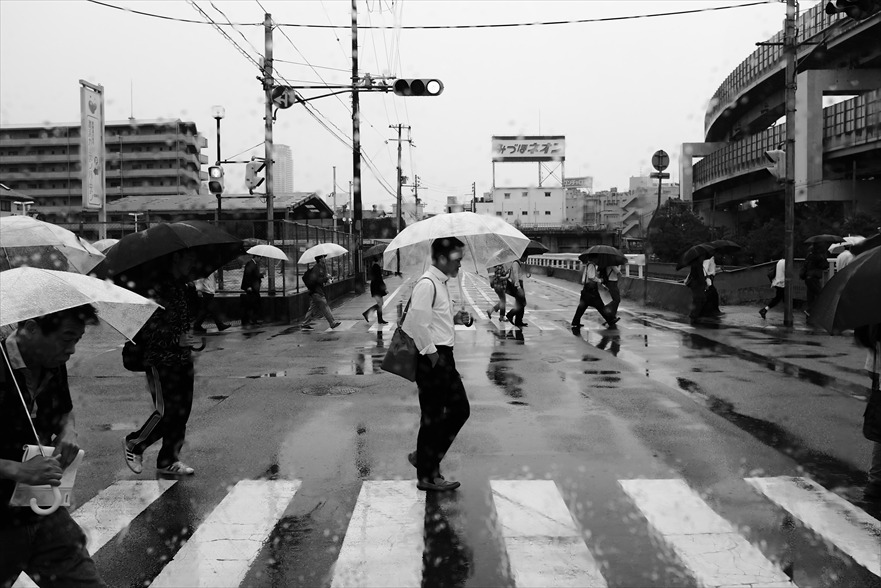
[63,272,880,588]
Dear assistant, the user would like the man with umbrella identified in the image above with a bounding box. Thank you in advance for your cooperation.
[802,242,829,319]
[0,305,106,587]
[240,253,264,327]
[302,255,341,330]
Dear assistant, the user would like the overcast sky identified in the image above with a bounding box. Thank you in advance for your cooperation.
[0,0,817,214]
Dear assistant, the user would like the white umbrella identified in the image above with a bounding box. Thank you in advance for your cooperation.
[298,242,348,265]
[91,238,119,253]
[828,235,865,256]
[383,212,530,276]
[0,267,160,341]
[247,244,290,262]
[0,216,105,274]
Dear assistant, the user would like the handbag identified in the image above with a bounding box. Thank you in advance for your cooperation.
[381,278,435,381]
[864,388,881,443]
[122,338,146,372]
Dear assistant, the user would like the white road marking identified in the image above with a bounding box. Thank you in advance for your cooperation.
[331,480,425,588]
[325,320,357,332]
[619,478,793,588]
[14,480,177,588]
[383,283,406,310]
[368,322,396,333]
[150,479,300,588]
[491,480,607,588]
[745,476,881,576]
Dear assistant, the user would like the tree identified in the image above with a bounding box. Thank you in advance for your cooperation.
[649,199,711,263]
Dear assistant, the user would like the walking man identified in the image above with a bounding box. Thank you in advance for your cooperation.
[572,259,618,328]
[192,273,230,334]
[1,305,107,587]
[240,254,264,327]
[505,256,528,327]
[362,259,388,325]
[404,237,472,492]
[486,263,509,321]
[760,258,786,319]
[802,243,828,319]
[124,250,199,477]
[302,255,341,329]
[685,257,707,325]
[601,263,622,319]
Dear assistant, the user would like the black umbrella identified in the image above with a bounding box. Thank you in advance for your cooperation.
[804,234,844,244]
[92,221,244,291]
[812,246,881,333]
[676,243,715,270]
[523,239,550,256]
[364,242,389,258]
[579,245,627,267]
[708,239,742,254]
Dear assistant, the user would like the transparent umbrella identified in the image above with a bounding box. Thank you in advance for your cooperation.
[0,215,105,274]
[247,244,290,261]
[298,243,348,264]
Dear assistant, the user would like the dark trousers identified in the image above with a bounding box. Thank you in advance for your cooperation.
[1,508,106,588]
[702,284,720,315]
[415,346,470,481]
[193,293,225,328]
[805,278,822,312]
[572,285,615,325]
[765,286,785,309]
[689,287,707,320]
[505,283,527,325]
[606,282,621,316]
[241,290,262,324]
[126,361,195,468]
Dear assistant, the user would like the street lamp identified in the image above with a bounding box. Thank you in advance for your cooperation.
[212,106,226,286]
[128,212,143,232]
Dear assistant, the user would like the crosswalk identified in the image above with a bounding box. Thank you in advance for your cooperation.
[14,475,879,587]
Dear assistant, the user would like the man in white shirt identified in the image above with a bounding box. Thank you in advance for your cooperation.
[403,237,472,492]
[192,273,230,334]
[702,255,722,316]
[759,258,786,319]
[836,246,854,271]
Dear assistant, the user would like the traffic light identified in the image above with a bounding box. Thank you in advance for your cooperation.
[207,166,224,194]
[825,0,880,20]
[392,79,444,97]
[245,159,266,194]
[764,149,786,181]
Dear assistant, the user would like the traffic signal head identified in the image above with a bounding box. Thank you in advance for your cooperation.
[825,0,880,20]
[207,166,224,194]
[392,78,444,97]
[245,159,266,194]
[763,149,786,181]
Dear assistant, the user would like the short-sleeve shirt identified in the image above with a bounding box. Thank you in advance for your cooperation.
[1,336,73,527]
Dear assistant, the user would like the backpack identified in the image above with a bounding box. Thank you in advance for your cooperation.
[302,266,320,291]
[767,267,776,283]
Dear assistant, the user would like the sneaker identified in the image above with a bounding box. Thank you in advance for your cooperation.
[485,309,492,320]
[417,477,460,492]
[759,308,767,319]
[517,322,529,328]
[607,317,620,327]
[123,439,143,474]
[192,326,207,334]
[217,323,231,332]
[499,316,507,322]
[156,461,195,476]
[331,321,342,329]
[378,320,389,325]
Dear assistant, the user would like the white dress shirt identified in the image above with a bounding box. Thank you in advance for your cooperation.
[403,265,454,355]
[703,258,717,287]
[836,250,854,270]
[771,258,786,288]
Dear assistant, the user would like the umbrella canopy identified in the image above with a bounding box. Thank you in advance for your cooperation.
[0,267,159,341]
[91,238,119,253]
[812,246,881,333]
[523,239,550,256]
[298,243,348,265]
[708,239,742,254]
[91,220,244,291]
[676,243,715,270]
[805,234,844,245]
[579,245,627,267]
[828,235,865,256]
[364,242,389,259]
[383,212,529,276]
[0,215,105,274]
[247,244,290,262]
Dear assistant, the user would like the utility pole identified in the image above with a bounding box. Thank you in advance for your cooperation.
[783,0,797,328]
[472,181,476,212]
[332,165,337,232]
[390,124,410,275]
[264,12,276,295]
[413,174,420,219]
[351,0,364,286]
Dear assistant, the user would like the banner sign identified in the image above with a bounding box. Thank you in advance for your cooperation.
[492,135,565,162]
[80,81,105,210]
[562,177,590,188]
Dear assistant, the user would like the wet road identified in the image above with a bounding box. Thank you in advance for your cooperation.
[27,272,880,588]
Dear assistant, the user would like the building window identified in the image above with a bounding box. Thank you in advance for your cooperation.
[545,211,551,215]
[545,192,551,197]
[504,193,510,199]
[522,191,528,197]
[496,212,502,216]
[521,211,528,215]
[0,201,10,212]
[506,211,513,216]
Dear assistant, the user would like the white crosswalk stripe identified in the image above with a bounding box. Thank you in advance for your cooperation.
[619,478,794,587]
[745,476,881,577]
[13,475,881,586]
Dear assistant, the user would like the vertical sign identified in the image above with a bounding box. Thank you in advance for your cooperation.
[79,80,105,210]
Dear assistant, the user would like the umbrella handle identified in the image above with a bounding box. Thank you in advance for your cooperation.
[190,337,207,352]
[30,487,62,516]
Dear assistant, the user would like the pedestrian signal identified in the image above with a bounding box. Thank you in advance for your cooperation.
[825,0,880,20]
[207,166,224,194]
[392,79,444,97]
[764,150,786,181]
[245,159,266,194]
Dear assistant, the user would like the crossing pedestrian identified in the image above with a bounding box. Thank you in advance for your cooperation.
[801,244,828,318]
[505,256,528,327]
[685,257,707,324]
[571,259,618,328]
[702,254,723,316]
[1,305,107,587]
[404,237,472,492]
[601,263,622,319]
[486,263,509,321]
[192,273,230,334]
[124,250,200,477]
[362,260,388,324]
[240,254,264,327]
[760,258,786,319]
[855,323,881,502]
[302,255,341,330]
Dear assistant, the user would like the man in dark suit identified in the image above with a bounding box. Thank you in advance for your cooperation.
[240,255,264,326]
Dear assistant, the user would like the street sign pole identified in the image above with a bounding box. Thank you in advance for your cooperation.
[783,0,797,328]
[644,150,670,307]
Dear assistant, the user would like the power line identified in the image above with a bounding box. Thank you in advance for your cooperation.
[210,1,263,59]
[186,1,263,72]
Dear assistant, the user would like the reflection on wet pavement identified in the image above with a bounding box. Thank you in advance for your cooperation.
[486,352,524,399]
[422,494,473,588]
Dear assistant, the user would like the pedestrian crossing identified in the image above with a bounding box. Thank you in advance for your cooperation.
[13,475,879,587]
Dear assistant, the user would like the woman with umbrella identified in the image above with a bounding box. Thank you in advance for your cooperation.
[571,255,619,329]
[362,256,389,325]
[485,262,510,322]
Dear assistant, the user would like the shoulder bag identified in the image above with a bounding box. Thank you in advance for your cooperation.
[381,278,436,381]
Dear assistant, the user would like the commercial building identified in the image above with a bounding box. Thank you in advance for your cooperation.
[0,119,208,222]
[273,144,294,194]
